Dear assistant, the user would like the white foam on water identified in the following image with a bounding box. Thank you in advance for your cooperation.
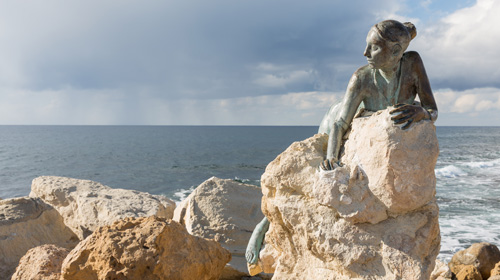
[439,212,500,262]
[172,186,196,204]
[435,165,467,178]
[464,158,500,169]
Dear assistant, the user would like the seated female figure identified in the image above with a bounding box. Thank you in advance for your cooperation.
[246,19,438,265]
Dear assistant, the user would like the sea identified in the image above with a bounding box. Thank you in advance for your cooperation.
[1,125,499,262]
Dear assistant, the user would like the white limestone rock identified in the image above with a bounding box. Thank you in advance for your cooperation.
[30,176,176,240]
[341,109,439,214]
[173,177,265,279]
[260,108,440,279]
[312,165,387,224]
[0,197,78,280]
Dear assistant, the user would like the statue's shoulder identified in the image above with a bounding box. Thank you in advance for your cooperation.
[350,65,373,83]
[402,51,424,65]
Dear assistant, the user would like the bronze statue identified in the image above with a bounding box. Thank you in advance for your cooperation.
[246,19,438,265]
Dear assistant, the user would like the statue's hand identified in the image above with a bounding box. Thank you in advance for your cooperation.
[390,104,427,130]
[320,159,340,171]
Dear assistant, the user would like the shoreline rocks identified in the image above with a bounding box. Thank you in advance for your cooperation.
[30,176,176,240]
[174,177,265,279]
[11,244,70,280]
[62,216,231,280]
[1,147,499,279]
[0,197,79,279]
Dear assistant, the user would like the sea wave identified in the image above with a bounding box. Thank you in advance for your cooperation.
[435,165,467,178]
[172,177,261,204]
[172,186,196,204]
[463,158,500,169]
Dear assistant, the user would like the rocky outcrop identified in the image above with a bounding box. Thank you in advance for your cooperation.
[0,197,78,279]
[30,176,176,240]
[449,242,500,280]
[174,177,265,279]
[341,109,439,214]
[260,109,440,279]
[11,244,70,280]
[491,262,500,277]
[455,265,482,280]
[61,216,231,280]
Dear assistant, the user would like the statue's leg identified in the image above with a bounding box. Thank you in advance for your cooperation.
[245,217,270,264]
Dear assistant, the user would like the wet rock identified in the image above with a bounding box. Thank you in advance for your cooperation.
[449,242,500,280]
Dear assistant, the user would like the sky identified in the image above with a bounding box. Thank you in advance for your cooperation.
[0,0,498,126]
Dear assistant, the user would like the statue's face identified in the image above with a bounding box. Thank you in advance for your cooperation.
[363,28,397,70]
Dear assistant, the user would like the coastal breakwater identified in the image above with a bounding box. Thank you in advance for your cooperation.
[0,176,264,280]
[2,175,500,280]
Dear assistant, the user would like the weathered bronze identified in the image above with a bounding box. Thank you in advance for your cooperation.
[321,19,438,170]
[246,19,438,265]
[245,217,269,264]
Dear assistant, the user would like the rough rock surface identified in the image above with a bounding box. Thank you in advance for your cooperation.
[0,197,79,280]
[260,108,440,279]
[341,109,439,214]
[11,244,70,280]
[455,265,482,280]
[30,176,176,240]
[491,262,500,276]
[247,243,278,276]
[174,177,265,279]
[430,259,453,280]
[62,216,232,280]
[449,242,500,280]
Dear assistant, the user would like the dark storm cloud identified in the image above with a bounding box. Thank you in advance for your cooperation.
[0,0,401,100]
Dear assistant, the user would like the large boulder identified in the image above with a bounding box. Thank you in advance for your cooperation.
[174,177,265,279]
[11,244,70,280]
[0,197,79,279]
[449,242,500,280]
[341,109,439,214]
[260,108,440,279]
[30,176,176,240]
[61,216,232,280]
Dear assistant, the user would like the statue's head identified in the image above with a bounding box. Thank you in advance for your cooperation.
[364,20,417,70]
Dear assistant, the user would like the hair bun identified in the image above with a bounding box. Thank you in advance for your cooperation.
[403,22,417,40]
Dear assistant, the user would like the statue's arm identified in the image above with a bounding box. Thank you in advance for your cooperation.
[391,52,438,128]
[326,70,365,161]
[413,52,438,121]
[245,217,270,264]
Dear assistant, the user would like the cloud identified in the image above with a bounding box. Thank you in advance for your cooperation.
[433,87,500,125]
[415,0,500,90]
[0,0,402,98]
[0,0,498,125]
